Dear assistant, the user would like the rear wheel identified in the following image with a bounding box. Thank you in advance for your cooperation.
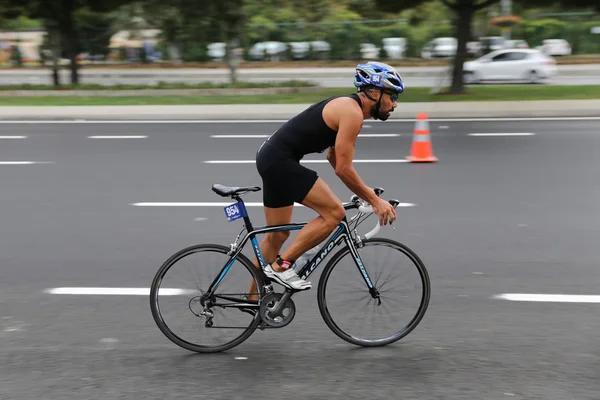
[317,238,430,347]
[528,70,540,84]
[150,244,264,353]
[464,71,480,84]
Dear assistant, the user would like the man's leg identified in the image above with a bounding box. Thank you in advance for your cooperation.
[247,205,294,300]
[279,178,345,263]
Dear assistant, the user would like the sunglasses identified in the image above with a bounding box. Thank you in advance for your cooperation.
[383,90,399,102]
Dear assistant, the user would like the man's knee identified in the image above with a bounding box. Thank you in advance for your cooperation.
[327,204,345,226]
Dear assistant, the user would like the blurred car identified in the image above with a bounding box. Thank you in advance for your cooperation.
[248,41,287,61]
[360,43,380,59]
[382,37,407,59]
[540,39,572,56]
[463,49,557,84]
[287,41,331,59]
[421,37,457,59]
[479,36,506,55]
[505,39,529,49]
[207,42,226,61]
[466,41,482,57]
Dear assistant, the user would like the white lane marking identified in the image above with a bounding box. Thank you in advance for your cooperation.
[438,126,449,129]
[46,287,195,295]
[493,293,600,303]
[204,159,409,164]
[88,135,148,139]
[210,134,400,138]
[0,136,26,139]
[131,202,417,207]
[193,217,208,221]
[0,161,54,165]
[468,133,535,136]
[100,338,119,350]
[1,117,600,123]
[235,357,248,360]
[211,134,269,138]
[358,134,400,137]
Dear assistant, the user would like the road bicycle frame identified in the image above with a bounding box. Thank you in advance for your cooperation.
[206,197,378,298]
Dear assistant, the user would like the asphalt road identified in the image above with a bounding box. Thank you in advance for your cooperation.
[1,65,600,87]
[2,118,600,399]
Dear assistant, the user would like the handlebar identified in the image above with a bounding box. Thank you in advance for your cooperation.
[342,187,400,240]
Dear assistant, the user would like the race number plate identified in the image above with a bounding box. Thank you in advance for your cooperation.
[224,201,247,222]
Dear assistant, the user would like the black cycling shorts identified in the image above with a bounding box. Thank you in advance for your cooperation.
[255,141,318,208]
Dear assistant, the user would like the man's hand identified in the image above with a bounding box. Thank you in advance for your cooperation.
[371,197,397,226]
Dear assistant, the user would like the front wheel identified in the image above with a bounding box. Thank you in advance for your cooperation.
[317,238,430,347]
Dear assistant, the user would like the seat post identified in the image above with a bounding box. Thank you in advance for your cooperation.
[233,195,254,232]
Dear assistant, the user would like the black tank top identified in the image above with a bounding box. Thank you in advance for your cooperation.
[265,94,362,160]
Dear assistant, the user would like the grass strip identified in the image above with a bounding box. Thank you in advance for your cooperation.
[1,85,599,106]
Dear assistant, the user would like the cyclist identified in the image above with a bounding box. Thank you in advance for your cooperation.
[250,61,404,296]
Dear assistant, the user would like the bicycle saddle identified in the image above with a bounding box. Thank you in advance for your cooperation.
[212,184,261,197]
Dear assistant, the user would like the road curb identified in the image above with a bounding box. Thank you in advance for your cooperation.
[0,100,599,120]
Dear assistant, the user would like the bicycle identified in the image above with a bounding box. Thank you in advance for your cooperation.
[150,183,431,353]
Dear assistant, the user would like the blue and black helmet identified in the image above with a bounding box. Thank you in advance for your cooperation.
[354,61,405,93]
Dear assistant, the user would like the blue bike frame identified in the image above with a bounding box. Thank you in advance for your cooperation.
[207,199,375,296]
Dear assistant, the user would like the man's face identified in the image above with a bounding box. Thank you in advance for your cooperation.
[373,90,398,121]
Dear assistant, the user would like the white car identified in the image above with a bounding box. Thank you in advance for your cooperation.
[382,37,407,59]
[207,42,226,61]
[540,39,572,56]
[463,49,557,84]
[248,41,287,61]
[505,39,529,49]
[421,37,457,59]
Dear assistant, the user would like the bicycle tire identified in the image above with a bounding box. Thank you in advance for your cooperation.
[150,243,265,353]
[317,238,431,347]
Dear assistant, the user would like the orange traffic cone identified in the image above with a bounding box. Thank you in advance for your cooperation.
[407,112,438,163]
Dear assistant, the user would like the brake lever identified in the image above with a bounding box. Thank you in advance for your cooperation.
[389,199,400,230]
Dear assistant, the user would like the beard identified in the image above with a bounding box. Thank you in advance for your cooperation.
[372,105,393,121]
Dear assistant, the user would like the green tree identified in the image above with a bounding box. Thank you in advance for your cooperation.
[138,0,242,80]
[4,0,135,85]
[376,0,499,94]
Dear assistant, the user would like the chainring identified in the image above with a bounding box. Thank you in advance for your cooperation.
[259,293,296,328]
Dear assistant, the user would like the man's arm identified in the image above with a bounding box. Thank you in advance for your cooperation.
[333,110,379,205]
[326,146,336,170]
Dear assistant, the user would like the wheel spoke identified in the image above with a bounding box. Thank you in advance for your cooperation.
[318,239,430,347]
[150,245,264,353]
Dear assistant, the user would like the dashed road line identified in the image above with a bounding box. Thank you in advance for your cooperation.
[131,202,417,207]
[46,287,194,296]
[493,293,600,303]
[468,133,535,137]
[0,161,54,165]
[210,134,400,138]
[204,159,409,164]
[87,135,148,139]
[0,117,599,124]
